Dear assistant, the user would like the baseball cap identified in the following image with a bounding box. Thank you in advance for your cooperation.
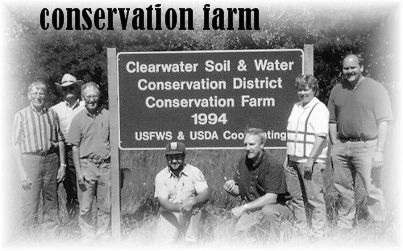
[165,142,186,155]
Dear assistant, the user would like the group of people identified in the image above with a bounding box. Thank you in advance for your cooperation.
[154,54,393,243]
[12,53,393,243]
[12,74,111,240]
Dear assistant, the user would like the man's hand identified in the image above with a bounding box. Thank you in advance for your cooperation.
[231,205,246,218]
[223,179,237,193]
[77,173,86,191]
[303,159,314,180]
[21,177,32,191]
[181,197,196,212]
[57,165,66,183]
[373,151,384,169]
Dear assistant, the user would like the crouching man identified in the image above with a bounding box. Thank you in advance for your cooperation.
[154,142,210,244]
[223,128,293,240]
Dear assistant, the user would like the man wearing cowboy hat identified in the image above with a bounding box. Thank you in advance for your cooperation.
[51,73,85,221]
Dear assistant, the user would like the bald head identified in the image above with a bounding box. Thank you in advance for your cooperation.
[343,54,362,66]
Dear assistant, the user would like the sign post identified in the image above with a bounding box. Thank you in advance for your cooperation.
[107,48,121,240]
[304,44,314,75]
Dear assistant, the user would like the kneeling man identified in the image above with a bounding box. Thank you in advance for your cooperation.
[154,142,210,244]
[223,128,292,239]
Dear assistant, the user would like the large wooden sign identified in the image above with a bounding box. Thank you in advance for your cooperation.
[117,49,303,149]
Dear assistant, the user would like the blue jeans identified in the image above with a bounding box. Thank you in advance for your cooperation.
[21,152,59,232]
[286,161,326,237]
[331,139,385,229]
[77,159,111,239]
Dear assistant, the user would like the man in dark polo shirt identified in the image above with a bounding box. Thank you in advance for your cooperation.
[223,127,292,240]
[67,82,111,241]
[328,54,393,230]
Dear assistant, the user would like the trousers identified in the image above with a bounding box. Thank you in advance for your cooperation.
[60,145,79,219]
[234,203,293,240]
[77,159,111,239]
[154,208,204,243]
[286,161,326,237]
[21,152,59,232]
[331,139,385,229]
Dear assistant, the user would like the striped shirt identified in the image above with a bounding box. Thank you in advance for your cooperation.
[286,97,329,163]
[12,104,63,153]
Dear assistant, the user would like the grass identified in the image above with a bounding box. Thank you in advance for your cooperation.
[116,148,400,247]
[5,148,400,249]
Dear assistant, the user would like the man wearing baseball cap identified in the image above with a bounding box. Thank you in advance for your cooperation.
[154,142,210,244]
[51,73,84,221]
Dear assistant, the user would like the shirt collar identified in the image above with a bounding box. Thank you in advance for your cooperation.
[29,103,47,114]
[253,150,264,167]
[246,150,265,169]
[64,99,80,109]
[86,107,102,118]
[168,164,188,178]
[352,76,365,90]
[297,97,319,109]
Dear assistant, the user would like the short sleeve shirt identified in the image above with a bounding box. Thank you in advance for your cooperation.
[286,97,329,162]
[51,100,85,137]
[66,108,110,159]
[328,77,393,139]
[234,150,288,203]
[154,164,208,204]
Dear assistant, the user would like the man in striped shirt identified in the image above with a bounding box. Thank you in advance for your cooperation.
[12,81,66,233]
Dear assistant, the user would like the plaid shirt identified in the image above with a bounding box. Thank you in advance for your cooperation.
[12,104,63,153]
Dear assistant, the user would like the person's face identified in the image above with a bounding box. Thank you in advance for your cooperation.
[166,153,185,170]
[28,86,46,108]
[62,85,80,100]
[82,87,99,112]
[243,133,264,159]
[342,56,363,84]
[297,84,315,106]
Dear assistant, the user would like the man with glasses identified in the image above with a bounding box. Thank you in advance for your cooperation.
[154,142,210,244]
[67,82,111,241]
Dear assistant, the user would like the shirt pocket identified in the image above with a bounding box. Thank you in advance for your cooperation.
[181,180,196,198]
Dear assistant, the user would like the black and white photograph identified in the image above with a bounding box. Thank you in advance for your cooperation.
[1,0,402,250]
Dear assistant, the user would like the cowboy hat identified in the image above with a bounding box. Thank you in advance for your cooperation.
[55,73,84,88]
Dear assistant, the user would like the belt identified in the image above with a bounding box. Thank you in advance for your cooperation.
[338,135,377,142]
[23,148,57,156]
